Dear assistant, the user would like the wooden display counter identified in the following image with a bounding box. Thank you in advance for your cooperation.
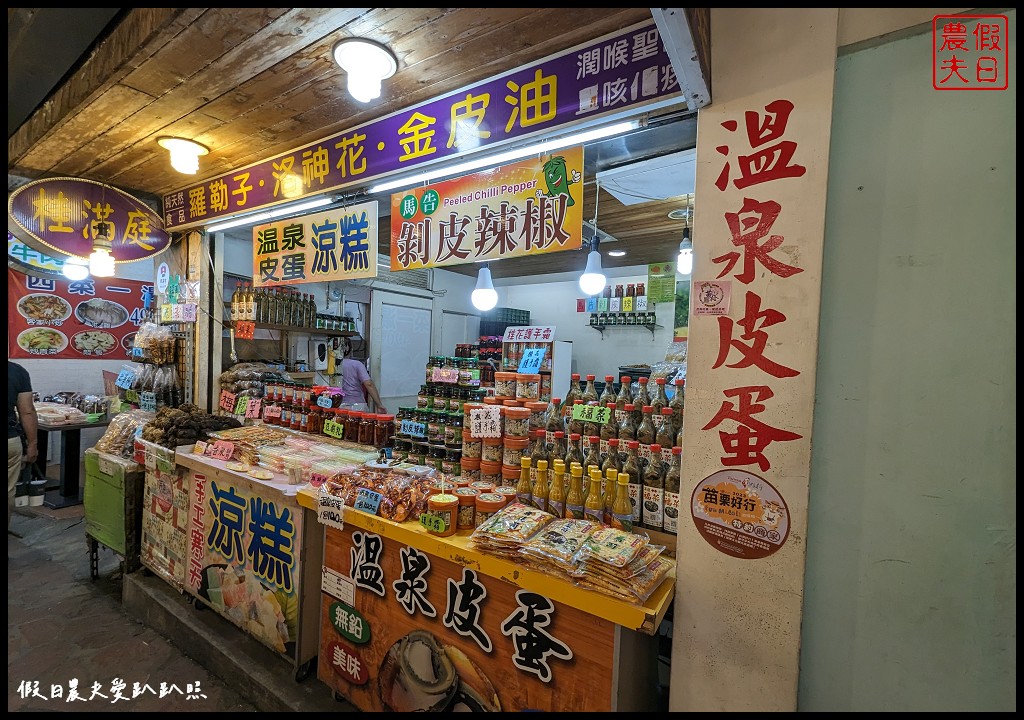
[297,487,674,712]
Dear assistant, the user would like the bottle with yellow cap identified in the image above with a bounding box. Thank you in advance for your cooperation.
[610,471,634,532]
[565,462,586,519]
[515,456,532,505]
[530,459,549,513]
[547,459,566,518]
[603,466,619,526]
[583,467,605,524]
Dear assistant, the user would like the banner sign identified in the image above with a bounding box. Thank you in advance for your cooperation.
[161,20,681,231]
[252,201,379,287]
[9,177,171,262]
[8,233,71,279]
[389,148,583,270]
[186,470,301,657]
[647,262,677,304]
[8,268,153,360]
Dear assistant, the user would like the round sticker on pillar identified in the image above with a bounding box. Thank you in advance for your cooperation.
[156,262,170,293]
[690,469,790,559]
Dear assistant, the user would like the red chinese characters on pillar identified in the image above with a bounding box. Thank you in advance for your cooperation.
[701,386,802,472]
[714,100,807,191]
[703,99,809,473]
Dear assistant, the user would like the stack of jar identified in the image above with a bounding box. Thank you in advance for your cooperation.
[260,384,394,450]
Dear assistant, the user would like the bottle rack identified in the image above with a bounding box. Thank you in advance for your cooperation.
[591,322,662,339]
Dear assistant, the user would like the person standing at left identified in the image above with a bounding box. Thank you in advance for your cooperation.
[9,361,38,530]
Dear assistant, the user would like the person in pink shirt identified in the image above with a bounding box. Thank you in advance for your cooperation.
[339,338,386,413]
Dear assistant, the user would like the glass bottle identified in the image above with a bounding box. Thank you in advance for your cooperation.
[582,403,601,440]
[565,462,586,520]
[549,431,567,473]
[583,469,605,525]
[559,374,582,424]
[615,375,632,424]
[547,459,566,519]
[567,399,585,437]
[636,405,657,447]
[603,467,618,526]
[633,377,651,424]
[582,436,602,481]
[656,408,676,461]
[642,444,666,532]
[530,429,550,485]
[601,437,622,495]
[669,378,686,439]
[581,374,599,404]
[651,377,670,417]
[611,472,634,533]
[530,459,549,513]
[599,402,618,458]
[598,375,616,408]
[230,282,240,323]
[664,446,682,535]
[617,404,638,445]
[564,433,584,482]
[515,456,533,506]
[622,440,643,526]
[544,397,563,444]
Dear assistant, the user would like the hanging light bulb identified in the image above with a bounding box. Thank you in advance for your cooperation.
[61,256,90,281]
[332,38,398,104]
[89,221,116,277]
[157,136,210,174]
[471,263,499,311]
[578,237,607,296]
[677,227,693,276]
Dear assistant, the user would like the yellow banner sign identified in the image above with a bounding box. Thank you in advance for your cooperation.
[389,146,584,270]
[253,201,378,287]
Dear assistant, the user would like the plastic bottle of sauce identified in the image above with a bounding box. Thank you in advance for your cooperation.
[583,468,605,525]
[611,472,634,532]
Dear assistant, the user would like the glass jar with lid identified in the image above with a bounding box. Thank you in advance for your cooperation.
[358,412,375,445]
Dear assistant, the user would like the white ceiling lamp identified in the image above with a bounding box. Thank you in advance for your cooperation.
[61,255,90,281]
[368,119,638,195]
[157,136,209,175]
[89,221,116,277]
[607,249,626,257]
[333,38,398,104]
[471,263,498,311]
[578,180,607,296]
[206,196,334,233]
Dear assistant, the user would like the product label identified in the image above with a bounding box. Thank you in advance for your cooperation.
[353,488,383,515]
[611,512,633,532]
[628,482,642,523]
[323,418,345,439]
[639,443,654,465]
[547,498,566,519]
[642,486,665,530]
[205,441,234,461]
[565,502,585,520]
[456,505,475,529]
[583,507,604,524]
[318,492,346,530]
[571,403,611,425]
[218,390,237,412]
[663,491,680,534]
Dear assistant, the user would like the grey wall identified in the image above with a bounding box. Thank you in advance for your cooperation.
[800,13,1016,711]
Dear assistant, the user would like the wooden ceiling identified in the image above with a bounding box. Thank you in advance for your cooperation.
[8,8,696,280]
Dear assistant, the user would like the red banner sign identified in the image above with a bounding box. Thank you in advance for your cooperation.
[8,268,153,360]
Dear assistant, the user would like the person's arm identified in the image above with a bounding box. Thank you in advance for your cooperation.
[16,391,38,464]
[362,378,386,414]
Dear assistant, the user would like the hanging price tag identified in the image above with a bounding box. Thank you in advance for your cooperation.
[622,296,634,312]
[635,295,648,311]
[139,391,158,412]
[159,304,173,322]
[470,407,502,438]
[244,398,262,419]
[205,440,234,461]
[517,347,546,374]
[219,390,237,412]
[419,513,446,533]
[235,321,255,340]
[263,404,282,421]
[124,389,139,404]
[323,418,345,439]
[586,297,597,312]
[131,346,144,359]
[400,420,426,438]
[115,367,136,389]
[353,488,384,515]
[316,394,334,409]
[571,403,611,425]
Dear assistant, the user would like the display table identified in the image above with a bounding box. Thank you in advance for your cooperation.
[296,486,674,712]
[36,417,111,509]
[173,449,325,681]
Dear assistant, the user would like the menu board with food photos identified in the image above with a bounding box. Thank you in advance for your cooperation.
[8,268,153,360]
